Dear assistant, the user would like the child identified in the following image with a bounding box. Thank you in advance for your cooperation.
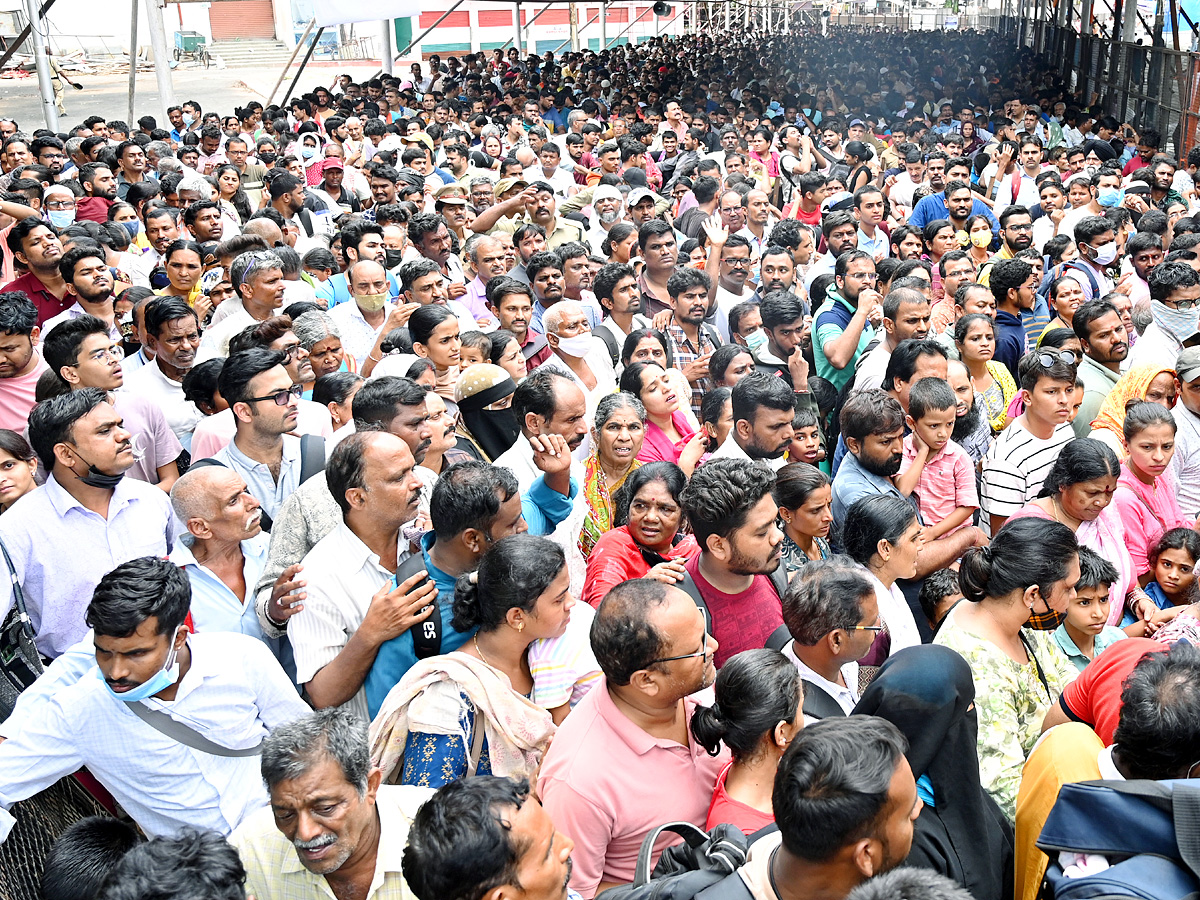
[1053,546,1127,671]
[919,568,963,632]
[1067,376,1085,425]
[896,377,979,539]
[787,407,824,466]
[1124,527,1200,627]
[458,331,491,368]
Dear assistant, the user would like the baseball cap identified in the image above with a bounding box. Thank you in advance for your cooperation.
[848,118,867,128]
[1177,347,1200,383]
[495,177,529,196]
[626,187,656,208]
[322,157,344,170]
[403,132,434,152]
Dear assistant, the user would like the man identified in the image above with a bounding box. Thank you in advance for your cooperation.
[528,251,568,335]
[538,578,725,897]
[486,276,552,368]
[853,288,932,391]
[1172,347,1200,517]
[269,173,321,255]
[233,708,433,900]
[3,216,70,323]
[584,185,626,254]
[853,187,889,262]
[1129,261,1200,368]
[1073,299,1129,436]
[290,430,437,722]
[43,315,181,490]
[74,163,117,223]
[472,181,586,249]
[781,558,880,716]
[637,219,680,318]
[989,258,1036,377]
[1066,216,1119,305]
[813,250,883,392]
[316,222,397,309]
[507,221,545,285]
[330,260,397,369]
[183,200,224,244]
[731,718,919,900]
[752,290,816,393]
[0,290,47,432]
[710,372,796,470]
[409,212,468,304]
[909,159,999,234]
[664,267,720,415]
[319,157,360,216]
[198,250,286,362]
[128,207,181,288]
[755,245,800,303]
[44,245,119,339]
[462,235,507,328]
[981,351,1077,532]
[1032,178,1069,252]
[0,557,307,840]
[736,188,776,258]
[929,250,976,335]
[540,300,616,408]
[790,171,828,227]
[125,297,203,450]
[805,214,862,293]
[493,365,583,484]
[593,261,649,360]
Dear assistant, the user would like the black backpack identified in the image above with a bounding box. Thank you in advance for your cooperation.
[600,822,768,900]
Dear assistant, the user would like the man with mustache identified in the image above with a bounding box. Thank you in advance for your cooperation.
[45,246,120,340]
[0,390,176,658]
[124,296,203,452]
[1073,299,1129,437]
[234,708,433,900]
[710,372,796,470]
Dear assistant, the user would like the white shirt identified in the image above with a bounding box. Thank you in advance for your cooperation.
[0,632,308,841]
[170,534,271,643]
[1173,403,1200,518]
[196,306,257,363]
[43,303,121,341]
[708,433,788,471]
[123,357,204,451]
[535,339,617,423]
[783,641,859,717]
[330,299,394,368]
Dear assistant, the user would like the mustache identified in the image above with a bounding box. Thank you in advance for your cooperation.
[293,834,337,852]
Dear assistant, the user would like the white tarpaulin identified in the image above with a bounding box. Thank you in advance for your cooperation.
[311,0,423,27]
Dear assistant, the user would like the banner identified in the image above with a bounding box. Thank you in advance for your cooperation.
[311,0,423,27]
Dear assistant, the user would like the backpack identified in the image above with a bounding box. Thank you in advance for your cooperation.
[1037,779,1200,900]
[599,822,760,900]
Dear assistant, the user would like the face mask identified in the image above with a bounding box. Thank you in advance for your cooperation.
[905,100,916,109]
[259,152,277,165]
[182,113,194,127]
[1154,299,1200,341]
[356,292,388,312]
[383,248,405,269]
[554,333,594,357]
[97,628,183,702]
[120,220,140,240]
[970,231,992,248]
[300,146,317,161]
[1090,241,1117,266]
[47,209,75,229]
[745,328,769,354]
[1097,187,1124,208]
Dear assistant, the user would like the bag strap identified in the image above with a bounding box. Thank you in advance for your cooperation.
[633,822,714,886]
[522,331,549,361]
[0,535,31,628]
[676,570,712,632]
[594,324,621,367]
[395,553,441,659]
[298,434,326,485]
[128,701,262,757]
[765,625,792,653]
[1018,630,1053,701]
[465,702,487,777]
[696,872,754,900]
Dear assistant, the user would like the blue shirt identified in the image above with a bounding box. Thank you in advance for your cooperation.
[170,533,271,643]
[813,290,874,392]
[316,271,401,308]
[993,309,1026,379]
[1052,622,1127,671]
[213,434,301,523]
[909,193,999,234]
[831,451,910,526]
[522,474,578,536]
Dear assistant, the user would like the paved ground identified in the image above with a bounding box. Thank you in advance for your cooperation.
[0,60,390,129]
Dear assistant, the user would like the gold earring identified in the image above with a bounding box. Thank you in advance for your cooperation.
[516,621,524,632]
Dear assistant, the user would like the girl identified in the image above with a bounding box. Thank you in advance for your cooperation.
[956,313,1016,434]
[410,304,462,401]
[0,430,38,511]
[1137,527,1200,621]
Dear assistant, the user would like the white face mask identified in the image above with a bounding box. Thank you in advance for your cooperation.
[553,333,594,358]
[1090,241,1118,266]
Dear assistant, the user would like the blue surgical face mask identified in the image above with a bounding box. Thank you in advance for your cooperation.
[47,209,75,229]
[1097,187,1124,208]
[120,220,140,240]
[182,113,194,127]
[97,627,184,702]
[745,328,769,354]
[300,146,317,161]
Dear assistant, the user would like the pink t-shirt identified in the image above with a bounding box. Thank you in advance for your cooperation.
[686,555,784,669]
[637,411,696,464]
[1113,463,1190,576]
[706,761,776,834]
[0,351,48,433]
[900,435,979,535]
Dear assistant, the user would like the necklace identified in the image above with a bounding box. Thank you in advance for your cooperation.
[474,634,493,668]
[1051,496,1079,529]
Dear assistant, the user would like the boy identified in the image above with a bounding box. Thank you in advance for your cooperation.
[787,407,824,466]
[1052,546,1127,671]
[458,330,491,367]
[896,378,979,539]
[919,568,963,631]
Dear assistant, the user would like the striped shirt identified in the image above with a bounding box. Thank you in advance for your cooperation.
[980,421,1074,520]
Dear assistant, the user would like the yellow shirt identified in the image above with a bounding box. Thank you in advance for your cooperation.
[230,784,434,900]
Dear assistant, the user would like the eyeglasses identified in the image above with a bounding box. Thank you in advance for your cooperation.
[1036,350,1081,367]
[723,258,750,268]
[648,630,710,665]
[245,384,302,406]
[1169,297,1200,310]
[1005,223,1034,232]
[277,342,302,362]
[45,200,74,210]
[87,346,125,363]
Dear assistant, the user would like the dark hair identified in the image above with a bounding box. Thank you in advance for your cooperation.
[691,649,801,761]
[840,389,905,444]
[1073,299,1121,343]
[351,375,428,430]
[58,243,108,283]
[0,289,38,336]
[665,266,710,298]
[85,556,190,639]
[590,578,672,684]
[1112,641,1200,780]
[988,258,1033,304]
[881,339,947,392]
[618,360,663,399]
[217,348,286,407]
[840,495,919,567]
[709,344,752,385]
[845,868,976,900]
[96,828,245,900]
[782,556,875,644]
[43,313,110,374]
[511,368,572,429]
[1148,260,1200,304]
[1038,437,1120,497]
[612,460,687,528]
[1153,527,1200,566]
[451,534,565,632]
[1076,545,1118,593]
[959,517,1079,604]
[408,303,456,346]
[593,261,635,303]
[1123,399,1177,442]
[731,371,794,424]
[907,376,956,420]
[681,457,776,547]
[773,462,829,511]
[1016,348,1076,392]
[144,295,198,338]
[918,568,962,627]
[27,387,109,471]
[312,371,364,408]
[431,460,520,542]
[620,328,671,367]
[773,717,908,861]
[760,291,805,331]
[403,776,534,900]
[41,817,140,900]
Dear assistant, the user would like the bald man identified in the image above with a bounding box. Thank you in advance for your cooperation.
[169,466,305,654]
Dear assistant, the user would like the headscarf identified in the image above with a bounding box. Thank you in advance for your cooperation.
[455,364,519,461]
[1089,362,1176,439]
[854,646,1014,900]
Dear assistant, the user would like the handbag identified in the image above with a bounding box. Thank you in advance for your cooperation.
[0,535,42,722]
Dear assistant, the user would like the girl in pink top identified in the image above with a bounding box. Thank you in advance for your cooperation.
[620,361,705,473]
[691,649,803,835]
[1113,402,1196,581]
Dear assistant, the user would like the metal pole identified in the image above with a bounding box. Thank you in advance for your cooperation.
[516,0,523,53]
[606,4,657,47]
[380,20,393,74]
[0,0,55,70]
[367,0,468,79]
[494,1,553,51]
[601,0,607,45]
[267,17,315,106]
[23,0,56,130]
[552,12,598,52]
[127,0,138,129]
[280,26,325,106]
[145,0,175,118]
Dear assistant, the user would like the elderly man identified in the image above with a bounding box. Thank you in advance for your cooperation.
[538,299,616,417]
[197,250,286,362]
[585,184,626,254]
[330,260,397,369]
[461,235,505,329]
[232,708,432,900]
[0,557,308,841]
[316,221,399,309]
[538,578,725,897]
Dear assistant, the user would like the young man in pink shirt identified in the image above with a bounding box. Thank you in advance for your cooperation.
[0,291,46,433]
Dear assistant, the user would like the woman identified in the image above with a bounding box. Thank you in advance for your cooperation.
[488,329,528,384]
[482,133,504,165]
[922,219,956,303]
[1040,275,1086,342]
[602,222,639,265]
[844,140,874,195]
[1088,363,1177,457]
[455,364,519,462]
[1113,401,1195,584]
[582,461,700,608]
[933,517,1080,819]
[956,313,1016,433]
[964,214,994,266]
[699,386,733,460]
[693,649,803,834]
[773,463,833,581]
[620,329,698,430]
[580,392,645,557]
[748,127,781,193]
[213,164,253,224]
[107,201,145,248]
[620,362,703,469]
[297,132,326,187]
[158,240,212,321]
[312,371,363,433]
[369,536,572,787]
[1009,438,1146,629]
[960,119,987,156]
[410,304,462,401]
[841,495,925,660]
[710,344,755,387]
[0,430,38,511]
[293,311,355,380]
[854,646,1015,900]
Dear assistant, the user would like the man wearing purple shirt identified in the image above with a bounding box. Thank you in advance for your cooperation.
[462,234,506,329]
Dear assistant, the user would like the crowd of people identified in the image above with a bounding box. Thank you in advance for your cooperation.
[0,22,1199,900]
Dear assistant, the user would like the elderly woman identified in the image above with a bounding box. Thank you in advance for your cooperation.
[580,392,645,557]
[1087,362,1178,457]
[538,299,616,420]
[292,311,355,387]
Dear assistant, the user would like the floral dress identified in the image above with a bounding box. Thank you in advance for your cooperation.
[933,606,1076,820]
[978,361,1018,434]
[779,532,831,582]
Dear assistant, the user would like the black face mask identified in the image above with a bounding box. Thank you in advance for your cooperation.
[383,248,405,269]
[259,152,277,165]
[70,445,125,490]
